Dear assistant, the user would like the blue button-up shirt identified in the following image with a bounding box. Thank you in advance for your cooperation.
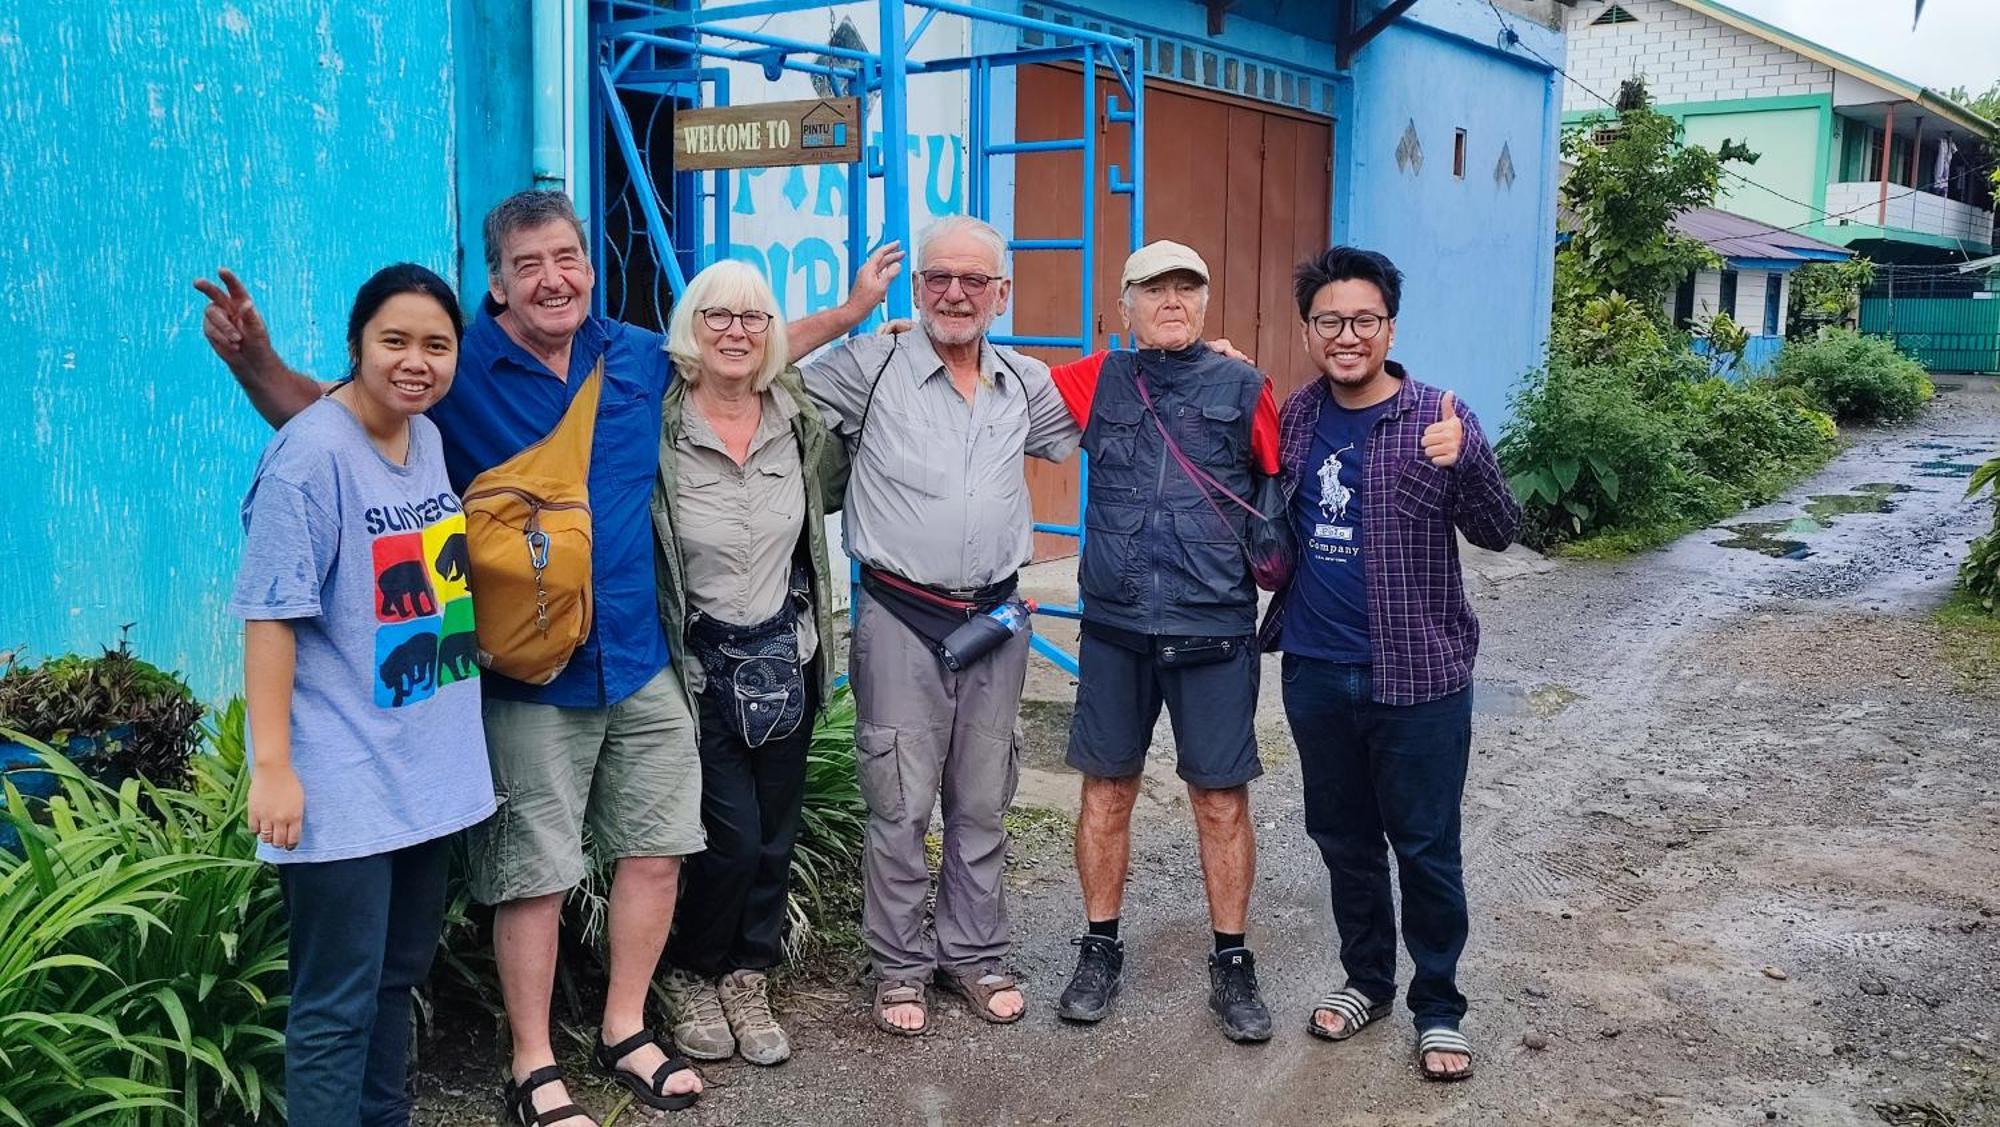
[427,298,671,708]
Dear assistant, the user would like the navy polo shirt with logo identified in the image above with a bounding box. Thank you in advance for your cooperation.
[425,297,671,708]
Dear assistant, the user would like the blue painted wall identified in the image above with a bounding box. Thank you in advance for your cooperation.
[1335,0,1561,429]
[1001,0,1559,426]
[452,1,537,297]
[2,0,1559,698]
[0,3,462,699]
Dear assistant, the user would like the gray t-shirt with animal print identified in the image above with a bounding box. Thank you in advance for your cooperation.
[230,396,493,864]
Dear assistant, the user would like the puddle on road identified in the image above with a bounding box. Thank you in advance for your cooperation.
[1715,483,1915,559]
[1803,482,1913,520]
[1916,459,1979,478]
[1716,520,1817,558]
[1473,682,1583,717]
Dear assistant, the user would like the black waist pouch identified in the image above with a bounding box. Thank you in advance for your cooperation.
[1154,635,1245,668]
[860,567,1017,663]
[1083,621,1245,669]
[686,570,810,747]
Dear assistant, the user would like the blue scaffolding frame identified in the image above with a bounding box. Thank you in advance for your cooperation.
[591,0,1146,676]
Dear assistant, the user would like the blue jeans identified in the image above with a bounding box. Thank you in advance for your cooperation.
[1279,655,1472,1031]
[278,835,450,1127]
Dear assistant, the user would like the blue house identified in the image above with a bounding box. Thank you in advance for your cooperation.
[4,0,1564,696]
[1667,206,1854,374]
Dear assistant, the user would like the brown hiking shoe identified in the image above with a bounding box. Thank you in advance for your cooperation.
[718,970,792,1066]
[661,968,734,1061]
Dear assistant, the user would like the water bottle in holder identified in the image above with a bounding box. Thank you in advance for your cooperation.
[938,597,1036,672]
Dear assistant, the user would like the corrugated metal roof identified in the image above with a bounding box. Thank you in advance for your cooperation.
[1669,207,1854,263]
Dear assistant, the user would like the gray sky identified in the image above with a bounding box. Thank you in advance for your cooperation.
[1719,0,2000,97]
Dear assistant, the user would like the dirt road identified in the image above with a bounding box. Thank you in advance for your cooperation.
[428,379,2000,1127]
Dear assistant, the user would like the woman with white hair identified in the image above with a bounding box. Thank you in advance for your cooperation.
[650,259,848,1069]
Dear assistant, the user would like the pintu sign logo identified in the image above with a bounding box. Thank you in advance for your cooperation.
[802,101,847,150]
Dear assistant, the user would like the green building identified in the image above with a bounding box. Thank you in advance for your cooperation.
[1562,0,1996,265]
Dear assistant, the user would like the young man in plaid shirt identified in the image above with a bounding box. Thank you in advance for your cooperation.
[1258,247,1520,1081]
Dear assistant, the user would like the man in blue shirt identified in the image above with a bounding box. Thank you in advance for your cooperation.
[198,190,898,1125]
[1281,383,1396,663]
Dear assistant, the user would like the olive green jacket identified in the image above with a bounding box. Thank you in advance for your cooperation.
[651,366,848,730]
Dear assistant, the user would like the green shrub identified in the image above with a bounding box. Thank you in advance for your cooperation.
[1774,328,1934,424]
[0,702,287,1126]
[1959,455,2000,613]
[1786,258,1874,341]
[1549,292,1668,367]
[1499,360,1693,545]
[1666,377,1836,502]
[1501,346,1837,552]
[0,639,205,789]
[785,684,866,959]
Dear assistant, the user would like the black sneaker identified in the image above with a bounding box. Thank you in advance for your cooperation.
[1056,935,1125,1023]
[1207,948,1274,1043]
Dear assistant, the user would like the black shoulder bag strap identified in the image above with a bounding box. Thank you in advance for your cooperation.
[852,336,901,456]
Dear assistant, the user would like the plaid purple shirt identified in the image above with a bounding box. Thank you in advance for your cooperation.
[1257,363,1521,705]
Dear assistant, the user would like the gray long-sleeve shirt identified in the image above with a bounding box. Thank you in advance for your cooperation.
[802,330,1081,589]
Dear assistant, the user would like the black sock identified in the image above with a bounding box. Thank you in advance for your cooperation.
[1087,918,1120,940]
[1214,931,1246,954]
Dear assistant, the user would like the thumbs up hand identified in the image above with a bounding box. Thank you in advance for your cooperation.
[1421,390,1464,468]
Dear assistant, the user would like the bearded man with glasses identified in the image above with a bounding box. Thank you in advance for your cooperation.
[1258,246,1519,1083]
[798,215,1082,1036]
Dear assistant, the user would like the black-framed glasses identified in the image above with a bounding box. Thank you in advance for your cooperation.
[919,270,998,296]
[699,307,772,334]
[1307,312,1388,341]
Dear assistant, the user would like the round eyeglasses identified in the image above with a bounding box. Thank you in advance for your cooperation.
[699,307,772,334]
[1308,313,1388,341]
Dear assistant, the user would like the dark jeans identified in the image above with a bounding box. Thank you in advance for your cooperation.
[668,683,815,975]
[1279,655,1472,1031]
[278,835,450,1127]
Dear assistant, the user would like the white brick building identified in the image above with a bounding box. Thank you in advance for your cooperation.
[1560,0,1995,264]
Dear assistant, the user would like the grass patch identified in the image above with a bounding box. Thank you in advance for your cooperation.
[1558,517,1706,558]
[1933,590,2000,688]
[1005,803,1074,845]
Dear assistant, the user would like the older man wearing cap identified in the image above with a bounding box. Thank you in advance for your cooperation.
[1042,241,1281,1042]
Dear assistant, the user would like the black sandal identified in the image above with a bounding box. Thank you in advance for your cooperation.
[592,1029,701,1111]
[503,1065,596,1126]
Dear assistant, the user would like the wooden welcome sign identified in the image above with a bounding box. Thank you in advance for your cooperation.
[673,97,862,171]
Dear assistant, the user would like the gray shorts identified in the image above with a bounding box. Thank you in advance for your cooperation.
[466,666,704,904]
[1065,622,1263,789]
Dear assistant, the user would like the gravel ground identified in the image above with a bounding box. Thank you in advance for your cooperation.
[415,378,2000,1127]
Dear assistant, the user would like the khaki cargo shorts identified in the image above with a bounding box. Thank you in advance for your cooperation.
[466,667,704,904]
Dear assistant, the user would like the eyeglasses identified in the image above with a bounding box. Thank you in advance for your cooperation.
[919,270,999,297]
[699,307,771,334]
[1307,313,1389,341]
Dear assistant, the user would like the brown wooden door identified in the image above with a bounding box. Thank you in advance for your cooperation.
[1011,67,1331,559]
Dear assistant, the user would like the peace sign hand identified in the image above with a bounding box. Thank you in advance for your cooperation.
[1421,390,1464,468]
[193,267,278,379]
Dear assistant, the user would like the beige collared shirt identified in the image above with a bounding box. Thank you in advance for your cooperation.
[672,386,818,663]
[802,330,1081,589]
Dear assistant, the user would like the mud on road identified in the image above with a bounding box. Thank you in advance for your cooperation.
[418,380,2000,1126]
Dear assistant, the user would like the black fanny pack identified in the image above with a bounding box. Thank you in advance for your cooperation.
[686,568,811,747]
[1084,620,1246,668]
[860,567,1017,663]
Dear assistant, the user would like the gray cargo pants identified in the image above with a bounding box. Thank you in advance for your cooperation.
[851,589,1027,982]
